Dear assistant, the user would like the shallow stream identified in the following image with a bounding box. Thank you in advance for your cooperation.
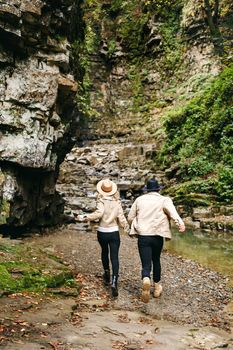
[167,228,233,286]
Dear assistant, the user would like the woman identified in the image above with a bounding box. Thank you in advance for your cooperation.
[77,178,129,297]
[128,178,185,303]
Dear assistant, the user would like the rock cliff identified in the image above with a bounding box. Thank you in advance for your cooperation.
[77,0,232,142]
[0,0,81,229]
[68,0,232,231]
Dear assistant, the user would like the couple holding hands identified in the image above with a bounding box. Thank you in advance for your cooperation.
[76,178,185,303]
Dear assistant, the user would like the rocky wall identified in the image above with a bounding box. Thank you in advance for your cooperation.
[0,0,81,229]
[57,143,233,233]
[78,0,232,142]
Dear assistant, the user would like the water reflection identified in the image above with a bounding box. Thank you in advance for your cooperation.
[166,228,233,285]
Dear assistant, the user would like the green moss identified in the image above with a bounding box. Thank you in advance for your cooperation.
[0,244,18,253]
[0,266,75,296]
[0,243,79,297]
[0,265,14,294]
[46,271,75,288]
[0,199,10,225]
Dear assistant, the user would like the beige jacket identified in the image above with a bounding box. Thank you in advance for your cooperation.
[128,192,184,239]
[86,195,129,232]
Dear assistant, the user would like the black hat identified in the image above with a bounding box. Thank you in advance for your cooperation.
[143,178,163,192]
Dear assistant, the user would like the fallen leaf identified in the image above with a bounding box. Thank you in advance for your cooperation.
[118,313,130,323]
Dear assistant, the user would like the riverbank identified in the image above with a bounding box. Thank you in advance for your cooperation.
[0,227,232,349]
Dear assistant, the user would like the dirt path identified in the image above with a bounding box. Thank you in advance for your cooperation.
[0,227,232,349]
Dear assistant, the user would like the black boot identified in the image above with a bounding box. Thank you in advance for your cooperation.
[111,275,118,297]
[103,269,110,285]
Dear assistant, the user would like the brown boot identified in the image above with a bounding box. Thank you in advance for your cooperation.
[153,283,162,298]
[141,277,151,303]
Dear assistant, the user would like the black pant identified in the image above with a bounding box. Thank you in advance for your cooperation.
[138,235,164,282]
[97,231,120,277]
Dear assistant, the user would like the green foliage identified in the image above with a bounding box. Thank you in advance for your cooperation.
[187,156,215,177]
[158,65,233,203]
[81,0,183,59]
[143,0,182,14]
[116,3,149,56]
[159,14,183,72]
[162,178,218,208]
[107,39,117,56]
[71,25,99,119]
[216,166,233,202]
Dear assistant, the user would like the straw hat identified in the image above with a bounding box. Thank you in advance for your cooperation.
[96,179,117,196]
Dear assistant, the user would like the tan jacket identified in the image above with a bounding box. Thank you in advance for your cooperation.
[128,192,184,239]
[86,195,129,232]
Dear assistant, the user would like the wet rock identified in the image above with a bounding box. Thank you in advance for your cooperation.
[184,216,201,229]
[66,154,76,162]
[200,217,233,233]
[192,207,212,219]
[49,111,61,127]
[0,134,57,169]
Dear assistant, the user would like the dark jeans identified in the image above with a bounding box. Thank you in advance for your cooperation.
[97,231,120,277]
[138,235,164,282]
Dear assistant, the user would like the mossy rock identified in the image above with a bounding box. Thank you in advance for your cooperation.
[173,193,213,207]
[200,219,233,232]
[0,241,80,297]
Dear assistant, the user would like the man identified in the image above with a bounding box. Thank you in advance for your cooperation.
[128,178,185,303]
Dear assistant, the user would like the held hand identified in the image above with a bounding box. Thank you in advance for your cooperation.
[76,214,87,222]
[128,232,138,239]
[178,223,185,233]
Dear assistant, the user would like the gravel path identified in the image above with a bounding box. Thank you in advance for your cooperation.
[32,226,232,330]
[1,227,232,350]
